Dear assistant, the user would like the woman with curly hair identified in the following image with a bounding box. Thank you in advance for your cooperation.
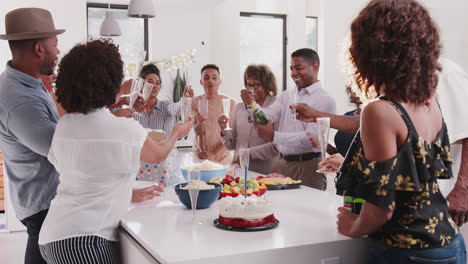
[329,0,466,263]
[218,64,279,174]
[133,63,194,136]
[37,40,193,263]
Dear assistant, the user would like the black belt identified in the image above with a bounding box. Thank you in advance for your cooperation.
[279,152,320,162]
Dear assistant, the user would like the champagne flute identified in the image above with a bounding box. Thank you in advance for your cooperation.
[181,97,193,122]
[198,97,208,118]
[129,78,145,109]
[187,170,201,223]
[316,117,330,173]
[222,98,232,130]
[239,148,250,197]
[140,81,154,102]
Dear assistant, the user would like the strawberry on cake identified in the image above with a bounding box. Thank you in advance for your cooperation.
[218,195,276,228]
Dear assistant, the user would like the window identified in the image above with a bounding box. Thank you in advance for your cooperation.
[240,12,287,91]
[305,16,318,52]
[87,3,149,77]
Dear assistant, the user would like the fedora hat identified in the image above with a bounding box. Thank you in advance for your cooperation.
[0,8,65,40]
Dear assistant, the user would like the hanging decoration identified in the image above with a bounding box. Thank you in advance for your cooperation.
[145,48,198,72]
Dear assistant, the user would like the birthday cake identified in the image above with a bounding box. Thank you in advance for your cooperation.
[218,195,276,228]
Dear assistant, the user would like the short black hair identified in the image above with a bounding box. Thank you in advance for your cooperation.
[8,38,41,53]
[55,40,123,114]
[201,64,220,75]
[291,48,320,65]
[139,63,160,80]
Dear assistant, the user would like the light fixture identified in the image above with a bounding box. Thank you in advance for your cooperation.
[100,1,121,37]
[128,0,155,18]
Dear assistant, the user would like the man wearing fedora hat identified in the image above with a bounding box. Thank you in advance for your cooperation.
[0,8,64,264]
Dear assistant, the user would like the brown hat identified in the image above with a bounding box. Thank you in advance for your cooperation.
[0,8,65,40]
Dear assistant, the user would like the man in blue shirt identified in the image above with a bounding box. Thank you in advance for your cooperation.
[0,8,64,264]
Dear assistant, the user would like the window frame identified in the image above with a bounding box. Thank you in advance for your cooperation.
[86,3,149,60]
[240,12,287,91]
[305,16,318,52]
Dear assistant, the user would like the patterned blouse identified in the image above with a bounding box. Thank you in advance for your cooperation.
[336,97,459,249]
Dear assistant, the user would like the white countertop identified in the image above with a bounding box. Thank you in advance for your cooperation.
[121,179,362,264]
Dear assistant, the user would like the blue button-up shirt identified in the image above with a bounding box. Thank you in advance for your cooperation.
[0,61,59,220]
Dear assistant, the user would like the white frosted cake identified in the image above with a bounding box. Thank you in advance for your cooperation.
[218,195,276,228]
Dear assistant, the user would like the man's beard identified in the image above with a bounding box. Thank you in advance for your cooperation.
[39,54,55,75]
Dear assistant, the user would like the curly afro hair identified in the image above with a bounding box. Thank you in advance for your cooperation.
[349,0,441,105]
[55,39,124,114]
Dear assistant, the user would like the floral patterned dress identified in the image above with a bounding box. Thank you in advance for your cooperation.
[336,97,459,249]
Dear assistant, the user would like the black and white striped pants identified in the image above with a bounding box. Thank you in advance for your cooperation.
[39,236,120,264]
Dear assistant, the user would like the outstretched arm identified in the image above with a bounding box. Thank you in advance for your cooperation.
[337,101,397,237]
[140,119,194,164]
[294,103,360,133]
[447,138,468,226]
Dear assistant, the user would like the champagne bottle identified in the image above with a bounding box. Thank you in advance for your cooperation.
[343,191,365,214]
[247,101,268,125]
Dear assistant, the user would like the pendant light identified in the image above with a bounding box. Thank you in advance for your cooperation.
[100,0,121,37]
[128,0,155,18]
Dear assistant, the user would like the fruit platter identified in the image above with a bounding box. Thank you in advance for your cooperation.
[209,175,267,198]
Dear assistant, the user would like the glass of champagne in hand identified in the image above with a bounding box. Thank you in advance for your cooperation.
[316,117,330,173]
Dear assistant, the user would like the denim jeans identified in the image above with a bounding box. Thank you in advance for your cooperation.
[20,209,48,264]
[368,234,466,264]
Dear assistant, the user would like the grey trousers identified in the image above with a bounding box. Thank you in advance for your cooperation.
[272,157,327,191]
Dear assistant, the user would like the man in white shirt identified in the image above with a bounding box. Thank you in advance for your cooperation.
[241,48,336,190]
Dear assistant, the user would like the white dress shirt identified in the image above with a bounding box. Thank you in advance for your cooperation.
[262,81,336,155]
[39,108,147,244]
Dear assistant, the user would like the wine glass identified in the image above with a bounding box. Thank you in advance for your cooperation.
[288,86,298,121]
[187,170,201,223]
[239,148,250,197]
[181,97,193,122]
[316,117,330,173]
[198,97,208,118]
[222,98,232,130]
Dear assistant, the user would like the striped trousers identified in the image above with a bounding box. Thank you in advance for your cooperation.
[39,236,120,264]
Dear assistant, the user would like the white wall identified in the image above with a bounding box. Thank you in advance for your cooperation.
[211,0,240,101]
[148,4,213,101]
[0,0,88,72]
[321,0,468,115]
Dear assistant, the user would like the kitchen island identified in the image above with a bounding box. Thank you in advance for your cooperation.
[120,177,370,264]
